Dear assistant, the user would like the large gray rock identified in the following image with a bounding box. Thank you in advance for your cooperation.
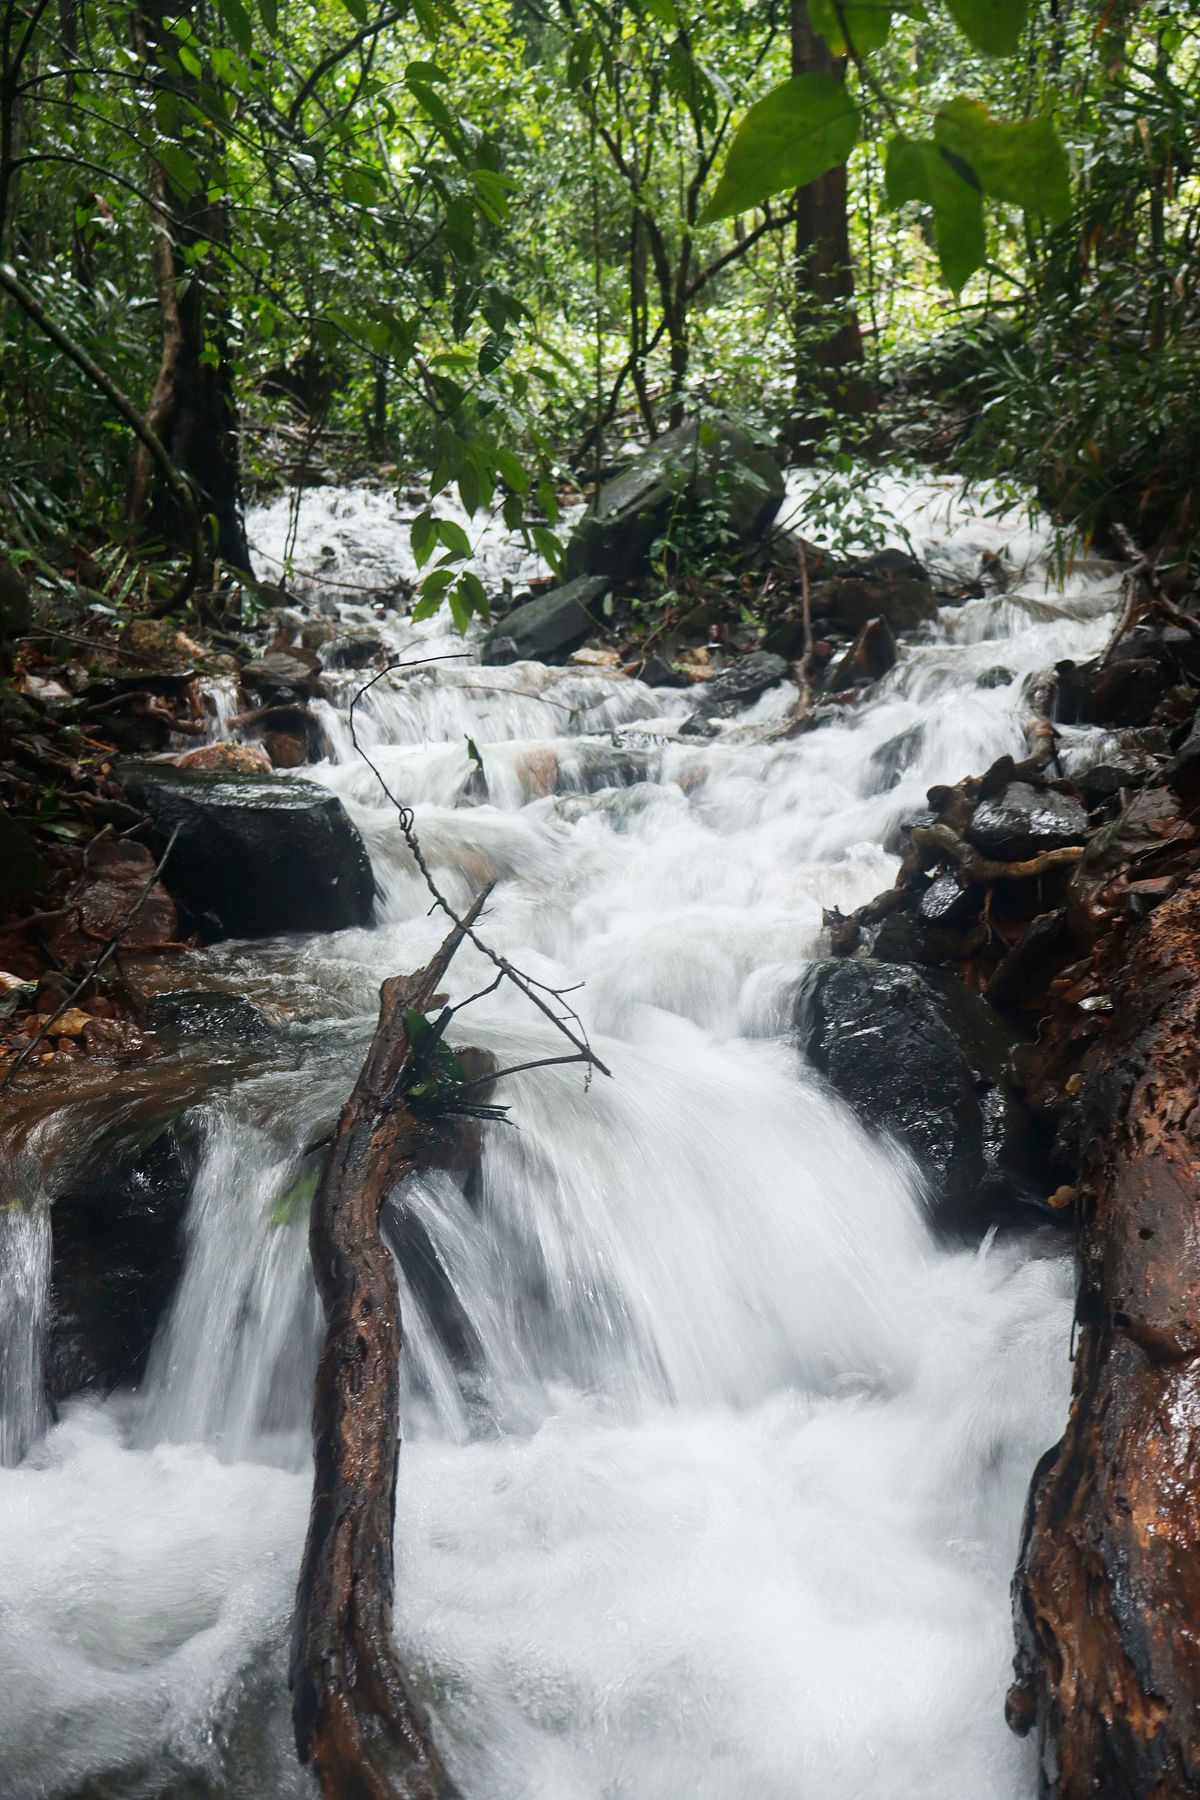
[482,574,610,665]
[565,419,784,584]
[116,762,375,939]
[794,959,1052,1233]
[967,782,1088,861]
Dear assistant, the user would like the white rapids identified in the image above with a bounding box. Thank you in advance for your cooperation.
[0,472,1121,1799]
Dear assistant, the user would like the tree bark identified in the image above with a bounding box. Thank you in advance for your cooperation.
[290,908,491,1800]
[1008,871,1200,1797]
[128,1,250,574]
[787,1,870,442]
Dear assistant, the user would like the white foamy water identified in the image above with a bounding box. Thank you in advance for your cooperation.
[0,473,1118,1798]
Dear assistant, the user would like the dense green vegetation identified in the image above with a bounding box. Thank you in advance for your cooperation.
[2,0,1198,626]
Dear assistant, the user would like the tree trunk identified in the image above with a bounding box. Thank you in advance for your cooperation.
[787,1,870,443]
[290,906,497,1800]
[128,1,250,574]
[1008,871,1200,1797]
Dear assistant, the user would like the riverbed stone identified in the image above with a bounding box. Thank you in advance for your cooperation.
[115,761,375,939]
[680,651,788,730]
[482,575,610,665]
[47,1112,201,1401]
[564,418,784,585]
[794,958,1051,1232]
[967,782,1088,861]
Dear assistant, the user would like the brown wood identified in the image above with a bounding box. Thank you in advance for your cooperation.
[1008,871,1200,1797]
[290,907,490,1800]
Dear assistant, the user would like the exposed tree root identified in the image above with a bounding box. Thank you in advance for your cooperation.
[1008,872,1200,1797]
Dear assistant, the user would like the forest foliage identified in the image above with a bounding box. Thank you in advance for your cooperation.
[1,0,1198,626]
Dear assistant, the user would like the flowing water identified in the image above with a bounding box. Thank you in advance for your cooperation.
[0,473,1123,1799]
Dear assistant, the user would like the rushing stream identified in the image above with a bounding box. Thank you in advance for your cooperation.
[0,474,1124,1798]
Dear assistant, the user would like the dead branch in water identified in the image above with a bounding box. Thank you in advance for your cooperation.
[1008,872,1200,1795]
[291,899,495,1800]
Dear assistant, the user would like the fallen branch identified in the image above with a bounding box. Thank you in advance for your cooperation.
[911,822,1085,884]
[1008,871,1200,1793]
[290,900,494,1800]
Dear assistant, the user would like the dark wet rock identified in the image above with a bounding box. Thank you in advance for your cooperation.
[636,654,690,689]
[794,958,1051,1232]
[1056,655,1170,729]
[827,616,897,693]
[843,547,930,585]
[47,1113,201,1400]
[321,632,386,670]
[967,781,1088,862]
[241,650,320,703]
[1167,710,1200,794]
[115,762,375,939]
[813,572,939,635]
[978,665,1015,689]
[917,872,983,926]
[883,805,937,858]
[866,723,925,795]
[683,651,788,725]
[564,419,784,585]
[481,574,610,666]
[145,989,277,1045]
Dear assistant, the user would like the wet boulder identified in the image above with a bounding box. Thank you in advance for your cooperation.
[679,651,788,732]
[47,1112,201,1401]
[564,418,784,585]
[240,649,321,703]
[966,782,1088,861]
[794,958,1051,1233]
[482,574,610,666]
[115,762,375,939]
[813,571,938,635]
[827,616,898,693]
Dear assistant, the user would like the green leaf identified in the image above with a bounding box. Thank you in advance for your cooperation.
[448,581,471,636]
[641,0,678,22]
[218,0,253,54]
[808,0,894,55]
[700,75,860,224]
[531,524,563,577]
[437,517,472,558]
[411,509,437,567]
[933,97,1070,222]
[258,0,277,34]
[405,1006,433,1046]
[943,0,1029,56]
[342,0,369,21]
[459,568,489,622]
[885,132,985,292]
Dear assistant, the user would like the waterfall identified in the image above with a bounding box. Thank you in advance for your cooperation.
[0,473,1118,1798]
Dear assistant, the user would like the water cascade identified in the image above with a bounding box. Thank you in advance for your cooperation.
[0,475,1122,1798]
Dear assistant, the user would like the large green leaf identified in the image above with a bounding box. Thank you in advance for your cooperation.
[943,0,1029,56]
[699,74,860,224]
[934,98,1070,222]
[885,133,985,292]
[808,0,895,56]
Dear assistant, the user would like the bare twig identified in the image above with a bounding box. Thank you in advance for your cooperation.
[348,660,612,1082]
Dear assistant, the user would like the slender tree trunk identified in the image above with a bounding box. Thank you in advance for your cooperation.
[787,0,869,444]
[1008,872,1200,1795]
[128,1,250,574]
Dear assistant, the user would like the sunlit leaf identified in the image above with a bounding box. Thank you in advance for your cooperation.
[700,75,860,224]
